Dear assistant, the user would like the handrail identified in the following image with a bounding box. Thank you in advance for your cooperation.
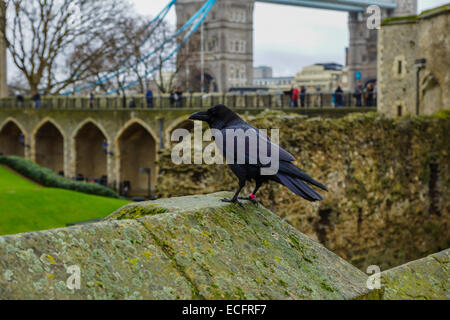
[0,92,378,110]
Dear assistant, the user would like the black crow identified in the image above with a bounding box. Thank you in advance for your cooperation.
[189,105,327,205]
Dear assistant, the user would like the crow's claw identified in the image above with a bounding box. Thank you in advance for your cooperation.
[221,198,244,207]
[238,197,259,206]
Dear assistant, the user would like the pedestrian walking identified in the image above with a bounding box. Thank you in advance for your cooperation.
[175,88,183,108]
[334,85,344,108]
[89,92,95,109]
[365,83,374,107]
[300,86,306,108]
[353,82,363,107]
[32,92,41,109]
[16,94,24,108]
[169,90,175,108]
[288,85,294,107]
[146,88,154,108]
[292,86,300,108]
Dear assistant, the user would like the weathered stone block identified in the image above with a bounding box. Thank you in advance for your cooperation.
[0,192,373,300]
[379,249,449,300]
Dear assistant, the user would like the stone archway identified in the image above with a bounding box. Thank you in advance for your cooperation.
[165,117,195,149]
[0,120,25,157]
[74,122,108,183]
[117,122,156,197]
[34,121,64,174]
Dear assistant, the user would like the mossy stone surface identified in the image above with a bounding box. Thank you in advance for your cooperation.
[379,249,449,300]
[0,192,373,300]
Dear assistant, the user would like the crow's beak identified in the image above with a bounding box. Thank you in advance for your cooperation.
[189,111,209,122]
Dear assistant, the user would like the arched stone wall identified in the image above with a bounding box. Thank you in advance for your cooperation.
[0,119,26,157]
[33,120,65,174]
[0,109,209,193]
[115,119,158,197]
[73,121,108,183]
[165,116,194,148]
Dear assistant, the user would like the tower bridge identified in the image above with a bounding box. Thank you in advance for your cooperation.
[0,0,417,98]
[176,0,417,92]
[0,0,416,197]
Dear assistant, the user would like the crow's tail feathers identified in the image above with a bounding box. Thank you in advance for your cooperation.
[277,174,324,202]
[279,162,328,192]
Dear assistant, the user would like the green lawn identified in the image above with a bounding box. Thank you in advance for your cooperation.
[0,165,130,236]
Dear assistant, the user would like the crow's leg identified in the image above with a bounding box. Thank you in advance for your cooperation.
[239,181,262,205]
[222,179,246,206]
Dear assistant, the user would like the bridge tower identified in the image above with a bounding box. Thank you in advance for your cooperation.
[0,0,7,98]
[348,0,417,90]
[176,0,254,92]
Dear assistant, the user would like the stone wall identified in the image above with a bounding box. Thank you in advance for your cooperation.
[378,4,450,117]
[380,249,449,300]
[0,192,373,300]
[156,110,450,271]
[0,107,374,195]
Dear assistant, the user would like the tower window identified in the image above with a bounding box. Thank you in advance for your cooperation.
[398,61,402,75]
[397,105,402,117]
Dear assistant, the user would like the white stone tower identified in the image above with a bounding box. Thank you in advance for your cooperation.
[176,0,254,92]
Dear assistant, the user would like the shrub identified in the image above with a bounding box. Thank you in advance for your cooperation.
[0,155,119,199]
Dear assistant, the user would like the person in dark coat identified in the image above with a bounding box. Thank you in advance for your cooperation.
[32,92,41,109]
[146,89,154,108]
[334,86,344,107]
[365,83,374,107]
[128,97,136,109]
[300,86,306,108]
[169,90,175,108]
[354,82,363,107]
[175,88,183,108]
[89,92,95,109]
[288,85,294,107]
[16,94,24,108]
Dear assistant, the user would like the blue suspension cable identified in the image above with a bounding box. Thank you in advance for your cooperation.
[105,0,217,95]
[62,0,213,96]
[97,0,214,85]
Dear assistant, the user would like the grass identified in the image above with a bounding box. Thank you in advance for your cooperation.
[0,165,130,236]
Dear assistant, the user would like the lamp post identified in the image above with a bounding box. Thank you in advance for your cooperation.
[140,168,156,200]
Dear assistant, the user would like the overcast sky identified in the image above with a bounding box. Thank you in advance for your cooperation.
[133,0,448,77]
[6,0,448,82]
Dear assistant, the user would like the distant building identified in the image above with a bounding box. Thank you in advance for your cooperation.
[294,63,345,92]
[378,4,450,117]
[253,66,273,79]
[253,76,294,91]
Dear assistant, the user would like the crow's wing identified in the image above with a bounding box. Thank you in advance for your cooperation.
[215,121,295,167]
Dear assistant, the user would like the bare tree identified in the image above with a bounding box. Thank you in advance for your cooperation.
[74,14,177,96]
[4,0,131,94]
